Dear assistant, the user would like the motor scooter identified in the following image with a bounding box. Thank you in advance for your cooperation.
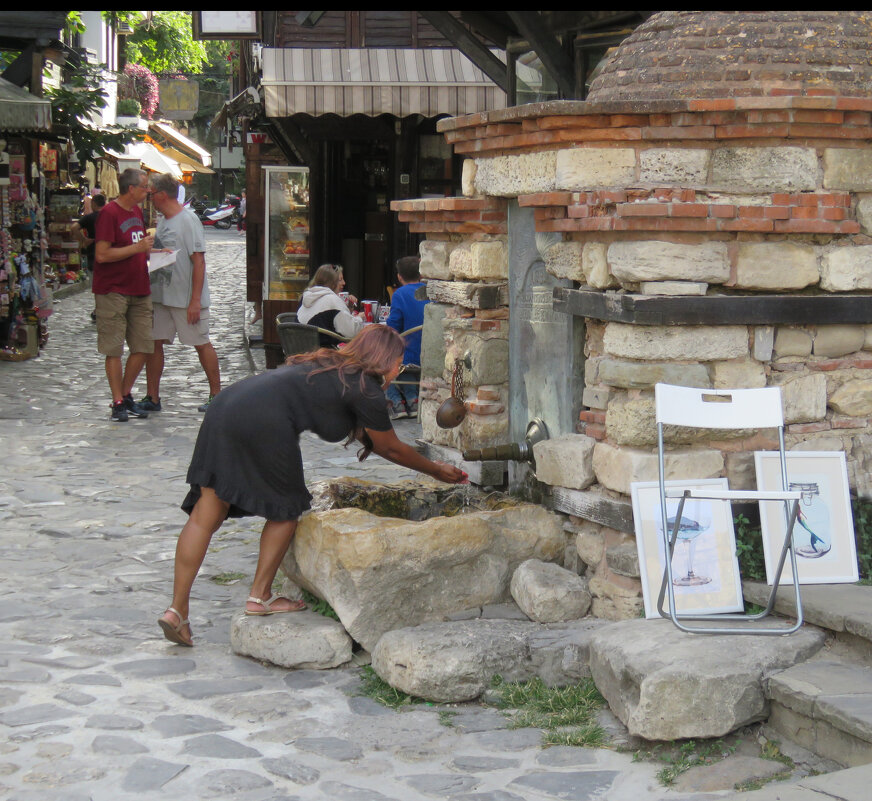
[199,201,235,229]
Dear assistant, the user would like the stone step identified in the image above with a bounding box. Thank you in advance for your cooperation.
[743,581,872,660]
[723,762,872,800]
[765,660,872,769]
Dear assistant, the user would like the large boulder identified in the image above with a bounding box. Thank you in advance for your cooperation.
[510,559,591,623]
[230,611,352,669]
[371,618,608,703]
[589,618,825,740]
[282,504,565,651]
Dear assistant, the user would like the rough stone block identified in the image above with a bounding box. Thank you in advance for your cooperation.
[230,612,352,670]
[605,544,640,579]
[639,148,710,184]
[592,442,724,495]
[824,148,872,191]
[734,242,819,290]
[544,240,584,281]
[462,159,477,197]
[371,618,607,702]
[605,396,658,447]
[456,335,509,386]
[639,281,708,296]
[820,247,872,292]
[599,358,711,389]
[533,434,596,490]
[725,451,757,491]
[419,240,455,280]
[576,522,605,568]
[753,326,775,362]
[510,559,592,623]
[283,502,565,652]
[450,240,508,281]
[588,574,644,621]
[830,379,872,417]
[473,152,557,196]
[582,242,617,288]
[774,327,813,358]
[710,359,767,389]
[603,323,749,362]
[772,373,828,424]
[608,241,730,284]
[813,326,866,358]
[710,147,817,192]
[589,618,825,740]
[856,197,872,235]
[582,386,612,410]
[555,148,636,190]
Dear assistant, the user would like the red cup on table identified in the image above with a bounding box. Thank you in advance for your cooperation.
[361,300,379,323]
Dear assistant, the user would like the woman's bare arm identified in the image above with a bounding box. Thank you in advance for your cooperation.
[365,427,465,483]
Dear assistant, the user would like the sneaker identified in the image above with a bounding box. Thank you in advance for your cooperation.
[123,394,149,418]
[389,401,408,421]
[406,398,419,419]
[110,401,128,422]
[197,395,216,413]
[138,394,162,412]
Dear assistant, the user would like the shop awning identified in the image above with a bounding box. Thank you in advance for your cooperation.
[159,146,215,174]
[112,141,183,179]
[148,121,212,167]
[261,47,506,118]
[0,77,52,132]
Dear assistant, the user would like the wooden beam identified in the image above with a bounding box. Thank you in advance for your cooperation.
[553,288,872,326]
[549,486,635,534]
[0,45,35,88]
[507,11,575,98]
[418,11,508,93]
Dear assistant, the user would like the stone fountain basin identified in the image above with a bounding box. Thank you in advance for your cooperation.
[280,478,566,652]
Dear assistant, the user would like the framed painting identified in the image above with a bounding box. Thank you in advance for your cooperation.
[632,478,744,619]
[755,451,858,584]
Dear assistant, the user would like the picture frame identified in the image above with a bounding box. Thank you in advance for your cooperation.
[754,451,859,584]
[631,478,745,619]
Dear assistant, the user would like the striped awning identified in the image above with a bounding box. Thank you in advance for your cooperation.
[262,47,506,118]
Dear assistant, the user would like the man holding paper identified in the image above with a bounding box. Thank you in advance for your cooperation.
[140,173,221,414]
[93,168,154,423]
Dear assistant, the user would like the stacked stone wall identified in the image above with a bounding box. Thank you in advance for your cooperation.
[394,96,872,621]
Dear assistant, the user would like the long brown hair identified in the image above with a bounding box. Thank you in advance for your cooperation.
[287,324,404,393]
[288,326,405,461]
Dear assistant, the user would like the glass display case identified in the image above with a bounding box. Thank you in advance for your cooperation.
[263,166,310,301]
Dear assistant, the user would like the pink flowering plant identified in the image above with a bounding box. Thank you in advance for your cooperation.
[119,63,159,119]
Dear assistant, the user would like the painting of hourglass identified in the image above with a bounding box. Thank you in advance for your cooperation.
[755,451,859,584]
[631,479,744,619]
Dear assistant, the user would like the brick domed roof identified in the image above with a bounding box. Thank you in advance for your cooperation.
[588,11,872,101]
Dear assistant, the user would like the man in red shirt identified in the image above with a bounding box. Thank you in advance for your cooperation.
[93,168,155,422]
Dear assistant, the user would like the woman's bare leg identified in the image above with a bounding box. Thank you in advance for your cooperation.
[245,519,300,612]
[161,487,230,635]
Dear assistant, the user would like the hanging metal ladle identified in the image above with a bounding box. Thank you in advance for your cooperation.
[436,352,472,429]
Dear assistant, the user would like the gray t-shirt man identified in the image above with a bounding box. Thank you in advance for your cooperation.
[152,209,210,308]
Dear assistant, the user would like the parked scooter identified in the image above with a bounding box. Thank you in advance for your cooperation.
[197,201,235,229]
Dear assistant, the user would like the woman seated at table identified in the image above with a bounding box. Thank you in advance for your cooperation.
[298,264,364,347]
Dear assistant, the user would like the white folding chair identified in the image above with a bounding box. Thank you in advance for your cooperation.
[654,384,804,635]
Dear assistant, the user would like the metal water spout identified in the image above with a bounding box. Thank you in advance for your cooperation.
[462,418,550,467]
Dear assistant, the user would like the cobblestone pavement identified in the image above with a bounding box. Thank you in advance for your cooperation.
[0,229,710,800]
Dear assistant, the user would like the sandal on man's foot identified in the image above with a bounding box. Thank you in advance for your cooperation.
[158,607,193,647]
[245,595,307,616]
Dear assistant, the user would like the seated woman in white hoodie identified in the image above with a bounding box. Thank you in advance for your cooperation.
[297,264,365,347]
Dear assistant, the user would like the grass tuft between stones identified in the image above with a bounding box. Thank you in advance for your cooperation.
[487,676,607,748]
[300,589,339,621]
[210,572,246,585]
[357,666,428,710]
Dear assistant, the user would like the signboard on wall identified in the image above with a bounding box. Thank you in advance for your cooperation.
[158,79,200,121]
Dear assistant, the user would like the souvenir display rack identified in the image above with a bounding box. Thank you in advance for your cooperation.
[0,139,51,361]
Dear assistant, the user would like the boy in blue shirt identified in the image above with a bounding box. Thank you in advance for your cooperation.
[385,256,427,419]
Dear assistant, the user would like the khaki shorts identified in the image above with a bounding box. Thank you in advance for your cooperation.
[95,293,154,357]
[153,302,211,346]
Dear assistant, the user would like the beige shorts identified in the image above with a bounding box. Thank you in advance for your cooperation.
[153,302,211,346]
[95,293,154,357]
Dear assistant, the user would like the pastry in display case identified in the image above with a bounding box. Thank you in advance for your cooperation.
[264,166,310,301]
